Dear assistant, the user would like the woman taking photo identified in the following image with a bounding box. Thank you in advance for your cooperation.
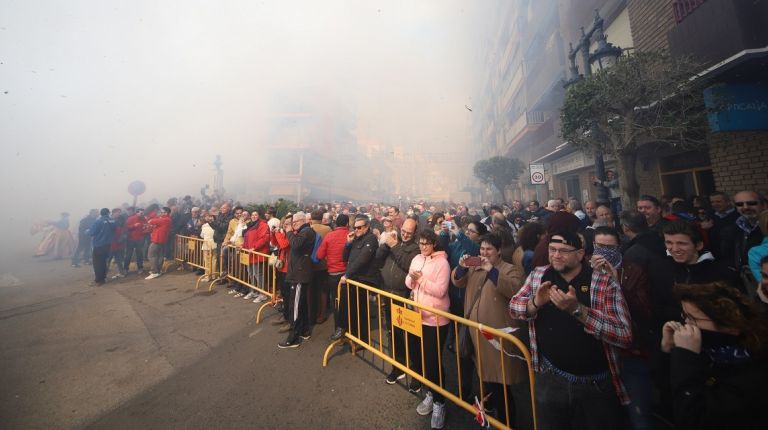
[405,229,451,429]
[452,233,532,429]
[661,282,768,429]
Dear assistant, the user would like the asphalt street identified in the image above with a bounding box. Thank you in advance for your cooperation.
[0,252,479,430]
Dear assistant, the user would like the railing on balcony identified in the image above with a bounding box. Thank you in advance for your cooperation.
[673,0,707,23]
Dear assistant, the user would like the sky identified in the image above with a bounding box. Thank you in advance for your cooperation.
[0,0,496,234]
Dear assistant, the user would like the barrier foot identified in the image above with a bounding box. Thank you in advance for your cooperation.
[194,274,209,290]
[322,336,353,367]
[255,301,272,324]
[208,278,225,292]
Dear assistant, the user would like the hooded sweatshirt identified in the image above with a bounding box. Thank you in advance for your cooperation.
[405,250,450,326]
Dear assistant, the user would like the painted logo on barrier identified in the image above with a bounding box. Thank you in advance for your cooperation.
[391,304,422,337]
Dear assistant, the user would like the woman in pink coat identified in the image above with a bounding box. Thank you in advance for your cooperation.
[405,229,451,429]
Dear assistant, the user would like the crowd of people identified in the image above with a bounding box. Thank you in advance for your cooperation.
[57,189,768,429]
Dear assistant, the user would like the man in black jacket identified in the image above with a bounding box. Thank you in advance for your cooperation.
[211,202,234,279]
[279,211,316,349]
[376,218,419,383]
[719,191,765,295]
[340,215,380,344]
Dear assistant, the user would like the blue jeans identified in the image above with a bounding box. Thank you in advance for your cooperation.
[248,263,265,293]
[622,357,653,430]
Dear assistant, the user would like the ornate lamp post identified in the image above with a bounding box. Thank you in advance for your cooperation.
[563,9,623,205]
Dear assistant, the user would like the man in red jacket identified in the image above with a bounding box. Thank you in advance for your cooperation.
[145,206,172,280]
[123,207,147,274]
[315,214,350,340]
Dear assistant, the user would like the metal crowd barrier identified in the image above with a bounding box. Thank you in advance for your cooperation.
[323,279,537,430]
[208,243,280,324]
[174,235,218,290]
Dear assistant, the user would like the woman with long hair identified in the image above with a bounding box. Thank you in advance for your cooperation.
[661,282,768,429]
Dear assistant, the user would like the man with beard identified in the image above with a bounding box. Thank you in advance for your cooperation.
[509,231,632,429]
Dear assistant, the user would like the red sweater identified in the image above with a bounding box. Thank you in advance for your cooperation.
[271,231,290,273]
[243,220,270,263]
[315,227,349,273]
[148,215,172,244]
[125,214,147,241]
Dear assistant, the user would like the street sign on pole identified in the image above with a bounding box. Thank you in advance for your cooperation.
[530,164,546,185]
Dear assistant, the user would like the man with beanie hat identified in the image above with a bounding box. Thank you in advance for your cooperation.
[509,231,632,429]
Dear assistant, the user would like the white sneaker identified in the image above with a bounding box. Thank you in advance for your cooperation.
[227,288,237,295]
[234,292,244,298]
[111,274,121,280]
[253,294,269,304]
[145,273,160,280]
[430,401,445,429]
[244,292,258,300]
[416,391,434,416]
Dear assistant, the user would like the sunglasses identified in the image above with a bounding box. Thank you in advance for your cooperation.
[735,201,759,207]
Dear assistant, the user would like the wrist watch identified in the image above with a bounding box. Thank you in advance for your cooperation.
[572,304,583,318]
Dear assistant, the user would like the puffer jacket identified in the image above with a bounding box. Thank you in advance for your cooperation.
[242,219,270,263]
[343,231,380,286]
[405,250,450,326]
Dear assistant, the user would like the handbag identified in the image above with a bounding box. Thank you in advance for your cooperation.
[458,273,486,359]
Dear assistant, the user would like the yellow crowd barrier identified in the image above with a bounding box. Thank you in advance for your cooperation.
[323,279,536,430]
[174,235,218,290]
[208,244,280,324]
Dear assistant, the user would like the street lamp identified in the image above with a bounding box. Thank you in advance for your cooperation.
[563,9,622,205]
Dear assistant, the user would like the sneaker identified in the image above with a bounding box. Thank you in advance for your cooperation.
[227,288,237,295]
[253,294,268,304]
[244,292,258,300]
[271,316,287,326]
[416,391,434,416]
[145,273,161,280]
[278,336,300,349]
[329,327,346,341]
[234,292,244,298]
[430,401,446,429]
[300,331,311,340]
[385,369,406,385]
[408,379,422,394]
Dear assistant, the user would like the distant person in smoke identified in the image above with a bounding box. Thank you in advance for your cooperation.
[72,209,98,267]
[33,212,75,259]
[89,208,115,286]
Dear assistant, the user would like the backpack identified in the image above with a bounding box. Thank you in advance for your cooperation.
[310,230,323,264]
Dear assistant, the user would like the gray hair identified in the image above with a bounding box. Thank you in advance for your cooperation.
[292,211,307,222]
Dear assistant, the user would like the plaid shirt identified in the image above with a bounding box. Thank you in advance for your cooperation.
[508,265,633,405]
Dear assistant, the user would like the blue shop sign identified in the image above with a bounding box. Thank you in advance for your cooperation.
[704,83,768,132]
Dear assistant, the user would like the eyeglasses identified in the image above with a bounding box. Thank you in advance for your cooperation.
[354,225,366,230]
[401,230,414,235]
[548,246,579,255]
[681,311,711,324]
[735,201,759,207]
[418,242,434,246]
[466,229,479,234]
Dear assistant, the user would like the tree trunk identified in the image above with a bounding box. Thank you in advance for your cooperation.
[619,152,640,208]
[494,182,506,203]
